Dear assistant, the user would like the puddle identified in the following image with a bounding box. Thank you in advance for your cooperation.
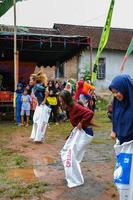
[9,168,37,183]
[9,156,57,183]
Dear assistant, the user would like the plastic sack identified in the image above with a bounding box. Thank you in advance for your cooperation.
[114,140,133,200]
[60,127,93,188]
[30,104,51,142]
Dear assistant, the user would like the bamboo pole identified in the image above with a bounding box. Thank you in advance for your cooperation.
[13,0,17,120]
[13,0,17,91]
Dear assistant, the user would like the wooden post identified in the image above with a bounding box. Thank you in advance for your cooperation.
[13,0,17,120]
[13,0,17,91]
[88,37,93,81]
[16,50,19,84]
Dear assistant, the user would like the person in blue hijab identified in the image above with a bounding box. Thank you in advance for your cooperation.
[109,74,133,144]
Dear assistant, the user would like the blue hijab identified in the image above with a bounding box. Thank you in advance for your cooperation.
[109,74,133,144]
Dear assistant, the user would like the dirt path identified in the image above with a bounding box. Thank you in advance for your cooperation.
[9,128,118,200]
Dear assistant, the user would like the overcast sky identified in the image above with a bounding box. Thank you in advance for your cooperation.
[0,0,133,29]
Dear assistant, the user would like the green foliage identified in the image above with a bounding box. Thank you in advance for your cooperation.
[12,154,27,167]
[82,63,91,81]
[0,179,48,199]
[96,99,109,111]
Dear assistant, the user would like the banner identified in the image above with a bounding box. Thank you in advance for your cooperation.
[91,0,115,83]
[0,0,22,18]
[120,38,133,72]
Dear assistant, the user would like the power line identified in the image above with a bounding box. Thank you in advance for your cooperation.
[81,12,106,25]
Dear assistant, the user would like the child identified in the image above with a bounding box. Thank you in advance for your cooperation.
[20,89,31,127]
[74,80,84,100]
[30,86,38,122]
[47,81,59,124]
[59,90,94,135]
[29,71,50,143]
[59,90,94,187]
[64,82,73,95]
[15,83,23,125]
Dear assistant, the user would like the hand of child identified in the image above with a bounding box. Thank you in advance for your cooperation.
[77,122,82,130]
[110,131,116,140]
[41,101,45,105]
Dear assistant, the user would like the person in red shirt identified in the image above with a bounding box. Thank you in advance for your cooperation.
[59,90,94,135]
[59,90,94,188]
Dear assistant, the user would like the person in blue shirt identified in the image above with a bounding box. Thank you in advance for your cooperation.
[15,83,23,125]
[29,72,48,106]
[20,89,31,127]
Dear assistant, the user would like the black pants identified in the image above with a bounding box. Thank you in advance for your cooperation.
[50,105,58,122]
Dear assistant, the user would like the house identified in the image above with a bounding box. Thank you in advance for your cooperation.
[54,24,133,90]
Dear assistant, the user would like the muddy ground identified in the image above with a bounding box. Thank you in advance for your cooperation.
[0,106,119,200]
[5,123,118,200]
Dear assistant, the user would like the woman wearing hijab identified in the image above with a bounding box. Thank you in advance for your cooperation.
[64,82,73,95]
[109,74,133,144]
[74,80,84,100]
[109,74,133,200]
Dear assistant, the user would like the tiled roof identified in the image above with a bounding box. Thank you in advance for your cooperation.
[54,23,133,51]
[0,24,59,35]
[1,23,133,51]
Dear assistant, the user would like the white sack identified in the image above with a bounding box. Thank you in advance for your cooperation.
[61,127,93,188]
[30,104,51,142]
[114,140,133,200]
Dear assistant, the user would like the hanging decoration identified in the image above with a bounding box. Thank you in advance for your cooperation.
[77,39,80,47]
[20,37,23,50]
[50,37,52,48]
[40,39,43,48]
[64,38,67,48]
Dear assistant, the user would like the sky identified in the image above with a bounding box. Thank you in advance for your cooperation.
[0,0,133,29]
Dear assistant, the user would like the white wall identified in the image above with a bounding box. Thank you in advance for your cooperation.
[78,49,133,90]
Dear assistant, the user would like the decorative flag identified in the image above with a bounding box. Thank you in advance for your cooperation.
[0,0,22,18]
[91,0,115,83]
[120,38,133,72]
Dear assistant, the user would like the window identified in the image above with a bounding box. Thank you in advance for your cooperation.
[97,58,106,80]
[55,63,64,78]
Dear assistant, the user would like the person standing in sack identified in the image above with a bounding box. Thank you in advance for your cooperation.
[59,90,94,188]
[109,74,133,200]
[29,71,50,143]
